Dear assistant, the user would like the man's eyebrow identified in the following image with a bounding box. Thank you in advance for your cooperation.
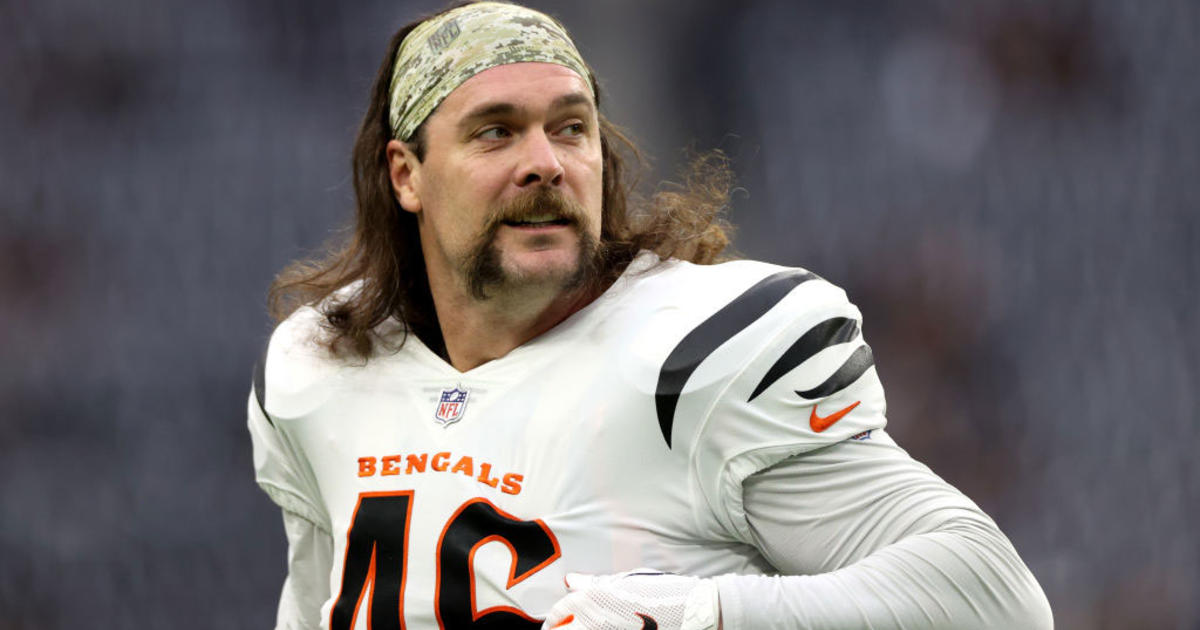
[459,102,519,130]
[457,92,595,132]
[549,92,594,112]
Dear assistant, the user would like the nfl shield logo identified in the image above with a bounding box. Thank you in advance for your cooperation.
[434,387,469,426]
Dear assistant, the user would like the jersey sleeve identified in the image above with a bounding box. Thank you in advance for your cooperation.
[275,509,334,630]
[247,307,334,532]
[248,311,339,629]
[658,267,1051,627]
[247,390,329,531]
[713,435,1054,628]
[683,275,888,542]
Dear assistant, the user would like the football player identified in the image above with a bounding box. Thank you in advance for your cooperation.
[248,2,1053,628]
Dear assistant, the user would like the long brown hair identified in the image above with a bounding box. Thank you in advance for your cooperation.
[269,5,734,361]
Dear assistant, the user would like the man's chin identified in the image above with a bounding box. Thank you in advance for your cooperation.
[500,249,584,285]
[465,228,602,300]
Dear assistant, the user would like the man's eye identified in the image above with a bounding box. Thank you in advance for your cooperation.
[559,122,585,136]
[477,127,510,140]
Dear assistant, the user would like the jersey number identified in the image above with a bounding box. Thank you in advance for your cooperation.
[329,491,560,630]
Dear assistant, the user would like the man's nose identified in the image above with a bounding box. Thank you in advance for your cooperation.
[513,131,564,188]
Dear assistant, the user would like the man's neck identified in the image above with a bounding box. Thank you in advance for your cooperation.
[431,280,598,372]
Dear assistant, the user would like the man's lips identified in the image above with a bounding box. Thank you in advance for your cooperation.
[500,214,573,229]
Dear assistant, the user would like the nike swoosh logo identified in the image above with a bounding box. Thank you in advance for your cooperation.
[636,613,658,630]
[809,400,860,433]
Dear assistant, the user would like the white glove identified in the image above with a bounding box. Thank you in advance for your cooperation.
[541,569,720,630]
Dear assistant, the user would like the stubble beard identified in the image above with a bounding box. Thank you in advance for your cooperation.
[464,188,604,301]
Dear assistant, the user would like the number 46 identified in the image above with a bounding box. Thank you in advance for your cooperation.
[330,491,561,630]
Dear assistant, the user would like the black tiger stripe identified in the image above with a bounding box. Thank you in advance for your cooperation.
[747,317,860,402]
[796,344,875,399]
[253,337,274,428]
[655,269,817,447]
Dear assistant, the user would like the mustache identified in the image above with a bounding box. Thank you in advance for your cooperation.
[485,188,588,228]
[464,187,598,301]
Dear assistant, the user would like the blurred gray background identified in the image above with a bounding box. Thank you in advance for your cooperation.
[2,0,1196,628]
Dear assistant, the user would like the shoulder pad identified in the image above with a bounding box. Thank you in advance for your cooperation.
[653,265,823,447]
[256,305,344,420]
[643,266,887,537]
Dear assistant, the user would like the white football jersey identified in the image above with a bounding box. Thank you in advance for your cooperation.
[249,254,887,629]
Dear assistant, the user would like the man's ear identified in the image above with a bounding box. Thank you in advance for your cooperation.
[386,139,422,213]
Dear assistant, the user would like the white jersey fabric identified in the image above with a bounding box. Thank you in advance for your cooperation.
[248,254,1051,629]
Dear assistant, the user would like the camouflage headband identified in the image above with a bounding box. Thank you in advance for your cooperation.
[388,2,593,141]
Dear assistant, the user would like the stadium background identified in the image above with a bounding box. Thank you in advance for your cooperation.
[2,0,1196,627]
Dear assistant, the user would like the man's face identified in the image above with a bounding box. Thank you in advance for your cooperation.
[390,62,604,299]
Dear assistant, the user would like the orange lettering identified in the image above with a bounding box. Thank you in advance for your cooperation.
[381,455,401,476]
[406,453,428,474]
[357,457,377,477]
[364,451,524,495]
[476,463,500,488]
[501,473,524,495]
[451,456,474,477]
